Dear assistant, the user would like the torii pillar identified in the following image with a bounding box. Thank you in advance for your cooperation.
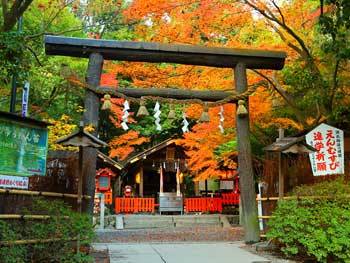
[235,63,259,242]
[83,53,104,213]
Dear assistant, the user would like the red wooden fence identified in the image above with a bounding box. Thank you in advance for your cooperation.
[114,195,239,214]
[115,197,155,214]
[185,198,223,213]
[221,193,239,205]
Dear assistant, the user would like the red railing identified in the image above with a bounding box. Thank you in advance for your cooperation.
[115,197,155,214]
[114,194,238,214]
[221,193,240,205]
[185,198,222,213]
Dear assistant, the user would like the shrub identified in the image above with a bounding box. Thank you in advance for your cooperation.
[267,177,350,263]
[0,196,95,263]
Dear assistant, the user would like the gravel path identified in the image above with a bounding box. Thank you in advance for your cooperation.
[96,226,245,243]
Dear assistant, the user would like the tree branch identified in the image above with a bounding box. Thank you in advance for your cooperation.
[271,0,285,24]
[24,23,124,40]
[2,0,33,32]
[243,0,312,60]
[265,19,305,57]
[252,69,309,128]
[25,45,43,66]
[328,58,340,113]
[43,0,76,30]
[1,0,9,23]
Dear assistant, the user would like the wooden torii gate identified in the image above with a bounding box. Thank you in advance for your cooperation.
[44,35,286,242]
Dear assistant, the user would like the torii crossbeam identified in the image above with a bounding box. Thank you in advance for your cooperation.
[44,35,286,243]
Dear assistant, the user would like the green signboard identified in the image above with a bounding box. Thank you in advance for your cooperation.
[0,117,48,176]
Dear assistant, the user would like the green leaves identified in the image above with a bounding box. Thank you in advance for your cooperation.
[267,177,350,262]
[0,31,29,82]
[0,197,95,263]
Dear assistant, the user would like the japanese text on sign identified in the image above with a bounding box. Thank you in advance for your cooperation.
[0,174,29,189]
[0,118,48,176]
[306,123,344,176]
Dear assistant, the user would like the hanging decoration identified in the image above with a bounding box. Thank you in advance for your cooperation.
[182,111,189,133]
[176,163,181,196]
[167,104,176,119]
[75,78,261,134]
[101,94,112,110]
[136,98,149,117]
[154,101,162,131]
[237,99,248,117]
[121,100,130,130]
[218,106,224,134]
[88,82,258,107]
[199,102,210,122]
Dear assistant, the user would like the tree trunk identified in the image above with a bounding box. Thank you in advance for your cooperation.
[234,63,260,243]
[83,53,104,214]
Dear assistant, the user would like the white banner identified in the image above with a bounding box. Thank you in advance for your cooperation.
[306,123,344,176]
[0,174,29,189]
[21,82,30,117]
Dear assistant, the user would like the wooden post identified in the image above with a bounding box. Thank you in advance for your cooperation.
[194,181,200,196]
[78,146,83,213]
[205,180,208,197]
[159,165,164,196]
[100,193,105,229]
[235,63,260,243]
[139,165,144,197]
[83,52,104,214]
[278,128,285,200]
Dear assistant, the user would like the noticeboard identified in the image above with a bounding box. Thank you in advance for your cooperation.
[0,117,48,176]
[99,176,109,188]
[306,123,344,176]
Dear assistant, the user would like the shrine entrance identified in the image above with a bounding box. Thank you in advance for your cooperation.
[44,35,286,242]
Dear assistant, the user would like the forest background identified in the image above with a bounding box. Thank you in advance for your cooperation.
[0,0,349,181]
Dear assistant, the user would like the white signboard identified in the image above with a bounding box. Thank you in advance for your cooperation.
[220,180,234,190]
[0,174,29,189]
[306,123,344,176]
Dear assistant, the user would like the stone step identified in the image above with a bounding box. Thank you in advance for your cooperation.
[122,215,226,229]
[95,214,239,230]
[123,215,174,229]
[173,215,221,227]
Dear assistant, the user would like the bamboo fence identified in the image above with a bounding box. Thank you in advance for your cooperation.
[0,188,91,199]
[0,238,77,246]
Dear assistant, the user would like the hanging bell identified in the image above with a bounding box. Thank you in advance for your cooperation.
[101,94,112,110]
[199,102,210,122]
[167,104,176,119]
[237,99,248,117]
[136,99,149,117]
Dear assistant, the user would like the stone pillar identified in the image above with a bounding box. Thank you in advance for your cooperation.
[83,52,104,214]
[234,63,260,243]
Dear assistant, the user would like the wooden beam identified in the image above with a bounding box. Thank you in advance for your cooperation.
[93,86,237,102]
[44,35,286,70]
